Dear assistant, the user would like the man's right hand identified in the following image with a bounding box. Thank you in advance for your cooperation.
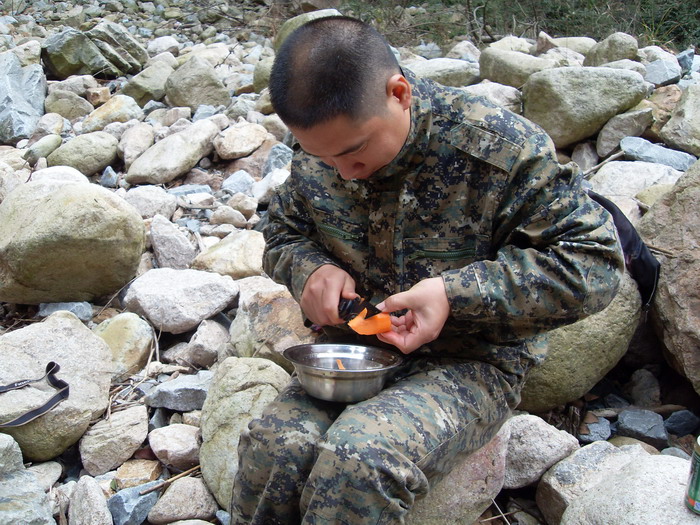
[300,264,358,326]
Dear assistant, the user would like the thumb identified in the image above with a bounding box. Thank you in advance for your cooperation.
[377,291,410,313]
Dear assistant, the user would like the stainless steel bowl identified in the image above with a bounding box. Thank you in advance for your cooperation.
[283,343,404,403]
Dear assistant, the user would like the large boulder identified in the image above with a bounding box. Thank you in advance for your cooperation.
[164,55,231,111]
[479,47,555,88]
[522,67,647,148]
[86,21,149,74]
[199,357,291,507]
[0,52,46,145]
[41,28,120,79]
[0,180,145,304]
[80,94,144,133]
[406,58,481,87]
[519,272,641,413]
[583,32,638,67]
[659,84,700,156]
[191,229,265,279]
[636,160,700,395]
[46,131,119,175]
[0,312,112,461]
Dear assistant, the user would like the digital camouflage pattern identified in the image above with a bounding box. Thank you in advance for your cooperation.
[231,69,625,523]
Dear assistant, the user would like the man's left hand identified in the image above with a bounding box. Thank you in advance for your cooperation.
[376,277,450,354]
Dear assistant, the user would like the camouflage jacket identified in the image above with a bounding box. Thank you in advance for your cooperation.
[263,69,624,368]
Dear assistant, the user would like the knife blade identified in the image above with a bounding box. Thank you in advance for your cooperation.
[338,297,383,321]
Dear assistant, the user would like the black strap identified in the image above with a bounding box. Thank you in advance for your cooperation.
[0,362,70,427]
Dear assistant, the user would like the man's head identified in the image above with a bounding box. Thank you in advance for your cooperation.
[270,16,413,180]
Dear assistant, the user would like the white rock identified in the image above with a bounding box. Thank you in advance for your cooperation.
[148,423,201,470]
[118,121,155,170]
[123,185,178,219]
[147,477,219,524]
[213,120,268,160]
[150,214,197,270]
[26,461,63,492]
[68,475,112,525]
[192,229,264,279]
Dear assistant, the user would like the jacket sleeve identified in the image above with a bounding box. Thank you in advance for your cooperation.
[262,163,338,303]
[441,131,625,341]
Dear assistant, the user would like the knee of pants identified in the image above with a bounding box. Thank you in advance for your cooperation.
[242,415,322,467]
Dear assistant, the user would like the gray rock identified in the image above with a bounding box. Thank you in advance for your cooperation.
[150,214,197,270]
[41,28,120,79]
[617,408,669,449]
[26,461,62,492]
[200,357,291,507]
[48,75,99,97]
[0,468,55,524]
[165,55,231,111]
[661,447,691,460]
[222,170,255,195]
[600,58,647,76]
[0,52,46,145]
[86,21,149,73]
[445,40,481,62]
[665,410,700,437]
[523,67,647,148]
[0,180,145,304]
[147,477,219,524]
[560,454,693,525]
[79,405,149,476]
[44,89,94,120]
[107,480,162,525]
[644,59,682,87]
[23,134,63,166]
[47,131,119,176]
[596,107,653,157]
[0,312,112,461]
[118,121,155,170]
[145,370,214,411]
[620,136,697,172]
[624,368,660,407]
[583,32,638,67]
[123,184,177,220]
[122,268,238,334]
[262,143,293,178]
[503,415,580,489]
[0,433,24,474]
[571,142,599,172]
[121,60,174,107]
[676,49,694,74]
[182,319,230,368]
[68,475,112,525]
[148,423,201,470]
[578,415,611,444]
[37,301,93,321]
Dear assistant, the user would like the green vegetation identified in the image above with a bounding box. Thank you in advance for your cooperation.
[339,0,699,52]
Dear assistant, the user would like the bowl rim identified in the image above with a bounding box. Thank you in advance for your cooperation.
[283,343,404,374]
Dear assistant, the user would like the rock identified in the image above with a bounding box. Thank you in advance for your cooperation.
[68,475,112,525]
[523,66,647,148]
[445,40,481,62]
[624,368,661,407]
[600,58,647,75]
[145,370,214,412]
[121,60,174,107]
[0,161,22,202]
[126,118,220,185]
[37,301,93,321]
[660,84,700,156]
[78,405,149,476]
[213,121,268,160]
[0,51,46,145]
[644,59,682,87]
[489,35,532,53]
[25,461,60,492]
[87,21,148,73]
[596,107,653,157]
[479,48,555,88]
[253,55,274,93]
[148,423,201,470]
[665,410,700,437]
[0,433,25,473]
[583,32,638,67]
[587,161,684,223]
[93,312,154,381]
[23,134,63,166]
[200,357,291,507]
[150,214,197,270]
[44,89,94,120]
[122,184,177,219]
[48,75,99,97]
[122,268,238,334]
[551,36,597,55]
[147,477,219,524]
[222,170,255,196]
[0,312,112,461]
[118,121,155,170]
[636,161,700,394]
[571,142,599,172]
[578,415,611,444]
[0,179,145,304]
[406,58,480,87]
[616,408,669,449]
[251,167,290,204]
[107,480,162,525]
[620,136,697,172]
[165,55,231,111]
[147,36,180,57]
[0,448,55,524]
[81,94,144,133]
[228,278,314,371]
[47,131,118,175]
[560,454,693,525]
[192,229,264,279]
[209,205,248,228]
[502,415,580,489]
[41,28,120,79]
[644,84,683,139]
[115,459,163,490]
[405,423,510,525]
[519,272,641,413]
[5,39,42,67]
[180,319,230,368]
[536,441,649,525]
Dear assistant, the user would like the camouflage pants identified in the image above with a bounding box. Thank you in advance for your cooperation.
[229,356,526,525]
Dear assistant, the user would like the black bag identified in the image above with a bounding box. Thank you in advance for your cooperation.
[587,190,661,309]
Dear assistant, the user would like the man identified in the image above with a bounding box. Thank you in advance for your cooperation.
[230,16,624,524]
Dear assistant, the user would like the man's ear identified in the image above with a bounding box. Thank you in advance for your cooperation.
[387,74,412,110]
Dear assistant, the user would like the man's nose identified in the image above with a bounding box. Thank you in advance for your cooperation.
[333,158,365,180]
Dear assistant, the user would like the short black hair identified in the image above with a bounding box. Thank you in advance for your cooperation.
[269,16,401,129]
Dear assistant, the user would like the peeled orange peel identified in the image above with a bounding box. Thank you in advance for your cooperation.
[347,308,392,335]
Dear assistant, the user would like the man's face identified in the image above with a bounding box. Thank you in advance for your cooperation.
[288,75,412,181]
